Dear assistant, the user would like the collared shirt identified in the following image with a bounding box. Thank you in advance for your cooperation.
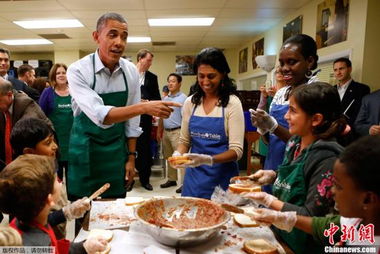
[337,79,352,100]
[67,50,142,137]
[163,91,187,129]
[138,72,145,87]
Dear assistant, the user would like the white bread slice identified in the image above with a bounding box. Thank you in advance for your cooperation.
[233,213,259,227]
[88,229,113,242]
[229,183,261,194]
[125,196,145,206]
[243,239,279,254]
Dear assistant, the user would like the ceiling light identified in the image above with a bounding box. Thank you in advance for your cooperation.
[148,18,215,27]
[0,39,53,45]
[13,19,83,29]
[127,37,151,43]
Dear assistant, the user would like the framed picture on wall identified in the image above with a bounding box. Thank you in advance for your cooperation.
[283,15,303,42]
[175,55,195,75]
[252,38,264,70]
[239,48,248,73]
[316,0,349,49]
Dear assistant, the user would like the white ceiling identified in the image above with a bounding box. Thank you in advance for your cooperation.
[0,0,313,53]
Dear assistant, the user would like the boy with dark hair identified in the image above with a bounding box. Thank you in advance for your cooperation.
[10,118,90,239]
[0,154,107,253]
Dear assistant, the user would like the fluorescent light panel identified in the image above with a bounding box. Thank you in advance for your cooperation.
[13,19,83,29]
[127,37,151,43]
[148,18,215,26]
[0,39,53,45]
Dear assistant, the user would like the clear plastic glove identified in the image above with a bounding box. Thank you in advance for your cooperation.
[250,169,277,185]
[177,153,213,168]
[172,150,182,157]
[83,235,108,254]
[243,192,277,207]
[253,208,297,232]
[249,108,278,135]
[62,197,91,221]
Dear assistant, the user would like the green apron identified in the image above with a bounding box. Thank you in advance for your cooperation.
[68,54,128,198]
[272,140,312,254]
[49,92,73,162]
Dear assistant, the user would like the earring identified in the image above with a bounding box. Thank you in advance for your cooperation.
[305,70,313,79]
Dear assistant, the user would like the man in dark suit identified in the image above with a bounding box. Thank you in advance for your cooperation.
[333,57,370,136]
[355,90,380,137]
[0,48,40,102]
[133,49,161,191]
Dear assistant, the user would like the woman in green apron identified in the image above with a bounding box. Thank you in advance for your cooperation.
[39,63,73,181]
[245,83,345,253]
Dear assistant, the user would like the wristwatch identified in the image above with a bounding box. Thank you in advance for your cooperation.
[127,151,138,158]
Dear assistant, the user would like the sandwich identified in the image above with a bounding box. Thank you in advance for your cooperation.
[228,182,261,193]
[88,229,113,254]
[167,155,192,166]
[243,239,279,254]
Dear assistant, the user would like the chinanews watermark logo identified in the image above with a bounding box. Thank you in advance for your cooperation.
[323,223,379,253]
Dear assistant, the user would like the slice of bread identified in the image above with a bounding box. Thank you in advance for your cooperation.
[243,239,279,254]
[125,196,145,206]
[233,213,259,227]
[228,183,261,194]
[167,156,191,166]
[88,229,113,242]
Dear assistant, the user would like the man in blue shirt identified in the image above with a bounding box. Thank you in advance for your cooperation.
[158,73,187,193]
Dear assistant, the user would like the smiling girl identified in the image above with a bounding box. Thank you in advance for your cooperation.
[245,82,345,253]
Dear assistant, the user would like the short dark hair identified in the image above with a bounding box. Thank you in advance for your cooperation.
[291,82,346,139]
[10,118,54,157]
[0,48,10,57]
[0,78,12,95]
[17,64,34,77]
[339,136,380,196]
[167,73,182,83]
[283,34,319,70]
[96,12,127,32]
[136,49,153,62]
[333,57,352,68]
[191,47,237,107]
[0,154,56,223]
[162,85,169,93]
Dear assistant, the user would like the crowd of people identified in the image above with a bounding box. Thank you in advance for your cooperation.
[0,11,379,254]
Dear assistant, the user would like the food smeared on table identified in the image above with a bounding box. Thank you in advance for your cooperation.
[137,198,226,230]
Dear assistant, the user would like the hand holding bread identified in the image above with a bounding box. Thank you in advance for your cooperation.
[252,208,297,232]
[243,192,277,207]
[250,170,277,185]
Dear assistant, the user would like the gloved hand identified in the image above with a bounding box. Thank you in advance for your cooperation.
[243,192,277,207]
[172,150,182,157]
[249,108,278,135]
[62,197,91,221]
[253,208,297,232]
[250,169,277,185]
[177,153,213,168]
[83,235,108,254]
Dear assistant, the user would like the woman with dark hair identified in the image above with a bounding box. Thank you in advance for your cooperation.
[39,63,73,180]
[245,82,345,254]
[170,47,244,199]
[251,34,320,183]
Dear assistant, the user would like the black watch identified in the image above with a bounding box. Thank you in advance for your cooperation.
[127,151,138,158]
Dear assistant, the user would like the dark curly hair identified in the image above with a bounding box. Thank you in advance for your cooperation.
[191,47,238,107]
[283,34,319,70]
[339,136,380,196]
[290,82,346,140]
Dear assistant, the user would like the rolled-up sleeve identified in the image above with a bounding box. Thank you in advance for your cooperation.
[67,62,114,129]
[124,65,142,137]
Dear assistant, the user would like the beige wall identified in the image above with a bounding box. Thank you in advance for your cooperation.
[362,0,380,90]
[10,52,54,61]
[229,0,375,90]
